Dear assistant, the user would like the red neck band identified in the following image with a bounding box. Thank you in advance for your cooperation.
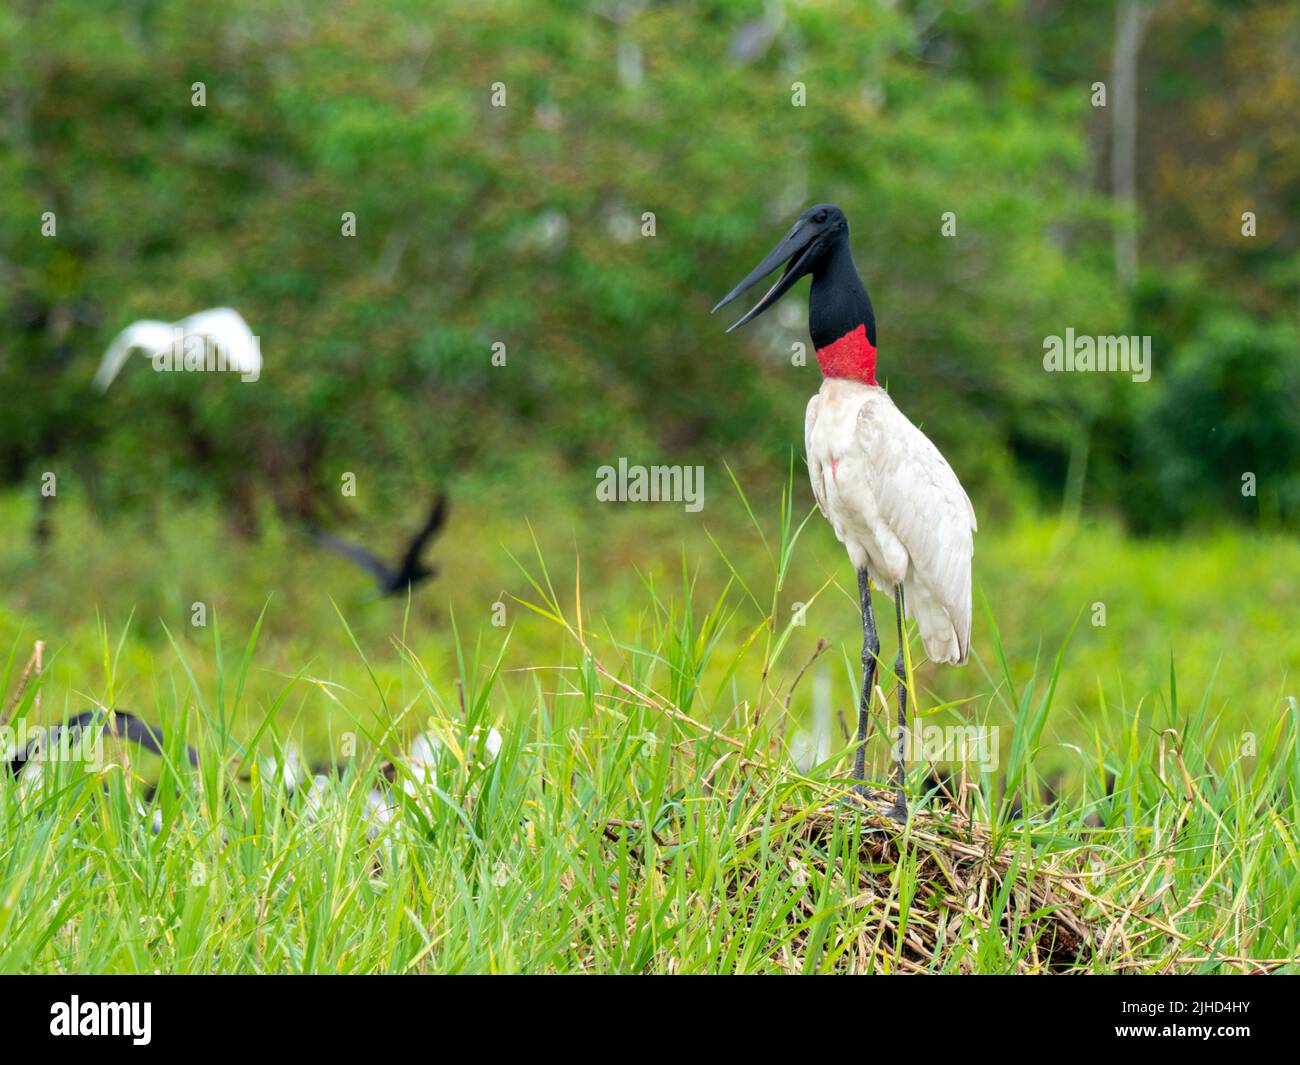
[815,324,876,386]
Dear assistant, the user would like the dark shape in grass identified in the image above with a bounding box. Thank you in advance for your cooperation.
[4,708,198,777]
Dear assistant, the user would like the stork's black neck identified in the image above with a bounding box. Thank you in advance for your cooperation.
[808,239,875,351]
[808,239,877,385]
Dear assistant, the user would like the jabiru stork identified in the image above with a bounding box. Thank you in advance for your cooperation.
[714,204,976,819]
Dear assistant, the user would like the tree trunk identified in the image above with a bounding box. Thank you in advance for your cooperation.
[1111,0,1152,289]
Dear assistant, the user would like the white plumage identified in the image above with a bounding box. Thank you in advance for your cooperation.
[805,378,976,665]
[94,307,261,391]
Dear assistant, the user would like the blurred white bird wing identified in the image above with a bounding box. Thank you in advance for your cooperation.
[804,392,829,518]
[178,307,261,375]
[93,319,173,392]
[94,308,260,391]
[855,393,976,663]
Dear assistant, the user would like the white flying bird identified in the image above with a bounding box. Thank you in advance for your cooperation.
[715,204,977,819]
[94,307,261,391]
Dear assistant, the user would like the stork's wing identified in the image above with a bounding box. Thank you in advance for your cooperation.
[93,320,173,392]
[312,530,395,584]
[396,494,448,580]
[804,394,829,518]
[856,396,976,664]
[177,307,261,378]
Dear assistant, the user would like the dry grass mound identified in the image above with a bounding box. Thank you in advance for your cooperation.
[783,788,1094,973]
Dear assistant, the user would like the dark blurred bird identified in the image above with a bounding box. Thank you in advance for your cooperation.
[310,494,449,596]
[4,708,198,777]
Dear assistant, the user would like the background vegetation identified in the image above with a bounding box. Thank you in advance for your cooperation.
[0,0,1297,973]
[3,0,1298,529]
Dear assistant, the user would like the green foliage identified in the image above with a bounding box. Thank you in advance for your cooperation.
[4,2,1296,530]
[1,497,1297,973]
[1134,311,1300,529]
[0,1,1115,518]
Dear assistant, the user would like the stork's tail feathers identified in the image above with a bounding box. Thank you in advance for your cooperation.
[922,633,968,667]
[904,583,971,666]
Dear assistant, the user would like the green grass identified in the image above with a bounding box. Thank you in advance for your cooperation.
[1,478,1298,973]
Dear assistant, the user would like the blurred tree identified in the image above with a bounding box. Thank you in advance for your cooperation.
[1132,311,1300,529]
[0,0,1292,534]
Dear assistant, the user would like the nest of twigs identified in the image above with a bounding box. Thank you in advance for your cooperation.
[766,786,1095,973]
[600,780,1098,973]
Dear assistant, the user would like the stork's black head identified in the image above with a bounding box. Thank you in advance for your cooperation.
[712,204,850,332]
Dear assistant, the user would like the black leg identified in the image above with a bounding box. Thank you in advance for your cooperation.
[853,569,879,795]
[890,585,909,819]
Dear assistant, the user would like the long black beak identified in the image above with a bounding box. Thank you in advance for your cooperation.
[712,221,816,333]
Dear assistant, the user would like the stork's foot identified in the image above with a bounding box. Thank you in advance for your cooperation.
[886,790,909,823]
[835,783,906,823]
